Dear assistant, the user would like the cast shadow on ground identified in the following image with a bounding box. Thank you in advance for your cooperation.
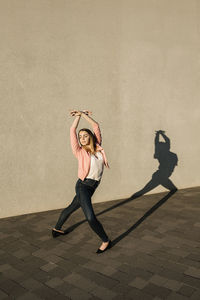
[63,130,178,245]
[110,189,177,247]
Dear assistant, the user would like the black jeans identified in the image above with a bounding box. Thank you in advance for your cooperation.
[55,178,109,242]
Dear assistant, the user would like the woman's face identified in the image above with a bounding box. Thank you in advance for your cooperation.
[79,131,90,146]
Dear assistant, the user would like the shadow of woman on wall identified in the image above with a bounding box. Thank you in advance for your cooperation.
[129,130,178,200]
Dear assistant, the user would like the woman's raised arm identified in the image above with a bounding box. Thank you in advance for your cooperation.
[81,112,102,145]
[70,112,82,157]
[70,110,82,128]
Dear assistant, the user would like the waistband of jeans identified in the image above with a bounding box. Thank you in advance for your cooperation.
[84,178,100,183]
[78,178,100,187]
[78,178,99,183]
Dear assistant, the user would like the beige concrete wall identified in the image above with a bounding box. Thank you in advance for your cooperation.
[0,0,200,218]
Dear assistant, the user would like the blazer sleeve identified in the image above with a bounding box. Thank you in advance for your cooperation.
[92,123,102,145]
[70,126,81,158]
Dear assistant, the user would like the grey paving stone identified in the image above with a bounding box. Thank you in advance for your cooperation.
[16,292,42,300]
[46,265,69,278]
[125,286,154,300]
[51,281,74,296]
[40,262,58,272]
[63,272,98,292]
[111,270,134,285]
[0,279,27,298]
[20,256,46,268]
[117,264,153,280]
[42,254,64,264]
[65,287,93,300]
[109,283,135,298]
[129,277,148,289]
[149,274,167,286]
[150,250,181,263]
[0,264,12,272]
[32,249,50,259]
[179,257,200,269]
[186,253,200,262]
[162,279,183,292]
[32,270,52,284]
[19,278,44,291]
[0,289,8,300]
[83,260,117,276]
[167,248,189,258]
[45,277,64,288]
[90,285,117,300]
[0,267,25,281]
[182,274,200,289]
[177,284,196,297]
[56,258,78,271]
[184,267,200,279]
[166,292,188,299]
[157,268,183,282]
[12,249,30,259]
[33,285,64,300]
[142,283,171,298]
[190,289,200,300]
[77,266,119,289]
[67,254,90,265]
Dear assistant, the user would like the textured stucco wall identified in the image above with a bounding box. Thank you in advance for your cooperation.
[1,0,200,218]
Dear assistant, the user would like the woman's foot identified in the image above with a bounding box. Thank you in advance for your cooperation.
[52,228,64,233]
[52,228,65,238]
[96,240,112,254]
[99,241,109,250]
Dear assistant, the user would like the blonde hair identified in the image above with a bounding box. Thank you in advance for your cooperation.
[78,128,97,154]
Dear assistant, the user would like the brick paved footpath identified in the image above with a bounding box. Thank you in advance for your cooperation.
[0,186,200,300]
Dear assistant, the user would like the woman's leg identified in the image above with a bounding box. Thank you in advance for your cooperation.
[78,184,109,242]
[54,194,80,230]
[54,180,82,230]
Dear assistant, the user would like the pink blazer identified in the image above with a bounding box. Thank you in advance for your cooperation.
[70,123,109,181]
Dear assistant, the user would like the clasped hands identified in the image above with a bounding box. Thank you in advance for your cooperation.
[155,130,165,135]
[70,110,92,117]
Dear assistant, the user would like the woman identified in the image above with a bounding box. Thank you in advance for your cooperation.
[52,110,112,254]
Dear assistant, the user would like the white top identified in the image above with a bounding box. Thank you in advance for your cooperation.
[86,151,104,181]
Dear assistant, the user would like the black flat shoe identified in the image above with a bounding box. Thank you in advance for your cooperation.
[52,229,65,238]
[96,240,112,254]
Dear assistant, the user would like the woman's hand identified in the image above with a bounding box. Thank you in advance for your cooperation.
[70,110,82,117]
[105,162,110,168]
[70,110,92,117]
[82,110,92,116]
